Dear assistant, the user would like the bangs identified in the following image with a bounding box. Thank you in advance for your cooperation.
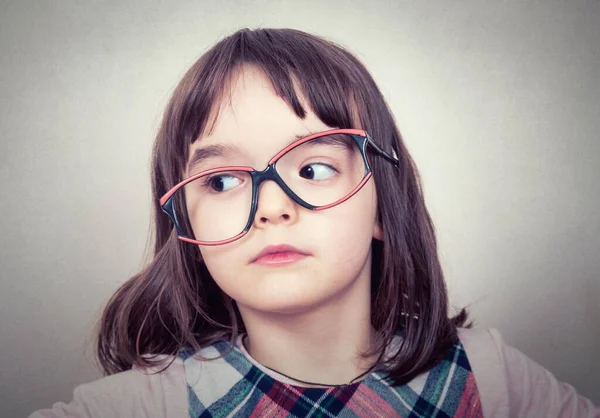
[168,29,360,174]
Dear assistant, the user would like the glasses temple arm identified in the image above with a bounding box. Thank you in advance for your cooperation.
[366,135,399,166]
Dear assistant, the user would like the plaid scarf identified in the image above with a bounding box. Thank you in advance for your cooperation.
[178,336,483,418]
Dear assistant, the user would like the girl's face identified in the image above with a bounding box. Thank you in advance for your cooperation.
[190,65,382,315]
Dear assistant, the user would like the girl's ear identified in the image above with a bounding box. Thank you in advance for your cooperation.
[373,221,384,241]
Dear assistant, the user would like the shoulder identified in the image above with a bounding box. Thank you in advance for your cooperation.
[457,327,507,377]
[456,327,510,417]
[29,355,188,418]
[457,327,600,418]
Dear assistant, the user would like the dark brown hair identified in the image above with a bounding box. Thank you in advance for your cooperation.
[95,27,471,386]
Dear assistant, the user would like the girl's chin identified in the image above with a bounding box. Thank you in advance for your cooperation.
[237,290,335,316]
[244,303,326,317]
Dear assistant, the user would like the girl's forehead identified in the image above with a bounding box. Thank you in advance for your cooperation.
[187,116,332,174]
[211,66,313,137]
[186,67,332,171]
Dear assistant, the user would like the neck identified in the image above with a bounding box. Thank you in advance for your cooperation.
[237,280,379,387]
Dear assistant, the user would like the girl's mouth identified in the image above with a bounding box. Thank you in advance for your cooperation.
[251,244,309,266]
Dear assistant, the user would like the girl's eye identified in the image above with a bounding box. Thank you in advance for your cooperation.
[207,175,242,192]
[299,163,337,180]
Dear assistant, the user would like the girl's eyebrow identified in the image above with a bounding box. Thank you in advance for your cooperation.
[187,143,238,172]
[187,134,309,172]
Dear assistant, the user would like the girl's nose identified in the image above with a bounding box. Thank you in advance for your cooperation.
[252,180,299,229]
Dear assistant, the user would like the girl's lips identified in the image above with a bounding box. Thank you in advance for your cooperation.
[253,251,308,265]
[251,244,309,265]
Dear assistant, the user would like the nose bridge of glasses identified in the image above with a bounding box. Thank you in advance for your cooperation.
[253,164,290,199]
[251,164,312,210]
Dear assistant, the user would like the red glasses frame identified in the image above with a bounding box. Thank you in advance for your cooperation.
[159,128,398,246]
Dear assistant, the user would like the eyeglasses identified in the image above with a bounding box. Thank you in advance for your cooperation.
[159,128,398,246]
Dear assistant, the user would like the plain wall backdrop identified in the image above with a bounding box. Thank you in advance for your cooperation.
[1,0,598,416]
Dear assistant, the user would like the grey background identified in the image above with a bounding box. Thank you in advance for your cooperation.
[1,1,598,416]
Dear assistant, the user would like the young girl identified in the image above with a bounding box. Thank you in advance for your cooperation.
[31,28,599,418]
